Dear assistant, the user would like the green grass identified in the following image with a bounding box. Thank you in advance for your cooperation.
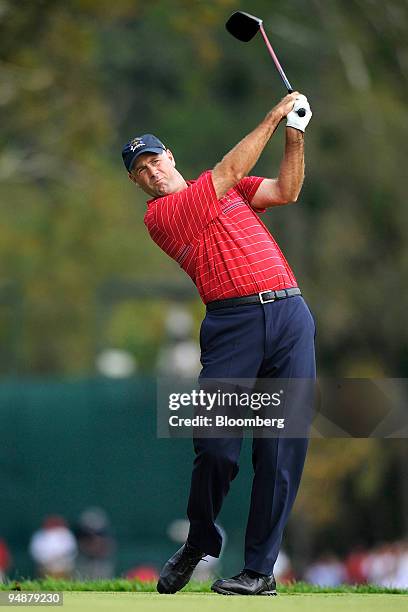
[0,578,407,594]
[3,591,408,612]
[1,580,407,612]
[73,592,408,610]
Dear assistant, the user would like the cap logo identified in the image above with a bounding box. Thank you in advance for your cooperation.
[129,138,145,152]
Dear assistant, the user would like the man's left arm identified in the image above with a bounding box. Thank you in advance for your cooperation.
[251,95,312,210]
[251,129,304,209]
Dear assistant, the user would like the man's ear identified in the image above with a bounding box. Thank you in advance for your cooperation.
[166,149,176,168]
[128,172,139,186]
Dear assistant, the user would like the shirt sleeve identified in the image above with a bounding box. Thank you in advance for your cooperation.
[151,170,221,243]
[235,176,264,203]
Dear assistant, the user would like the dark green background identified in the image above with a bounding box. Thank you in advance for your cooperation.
[0,378,261,577]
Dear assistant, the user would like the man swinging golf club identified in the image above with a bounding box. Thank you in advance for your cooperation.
[122,87,315,595]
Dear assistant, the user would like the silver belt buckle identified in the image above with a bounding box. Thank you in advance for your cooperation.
[259,290,275,304]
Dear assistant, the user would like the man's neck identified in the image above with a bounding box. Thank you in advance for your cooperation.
[172,171,188,193]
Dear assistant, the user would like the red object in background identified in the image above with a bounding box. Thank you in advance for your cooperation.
[0,539,11,571]
[278,569,296,584]
[43,515,67,529]
[345,548,368,584]
[126,565,159,582]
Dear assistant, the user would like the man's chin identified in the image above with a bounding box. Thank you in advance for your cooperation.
[156,185,169,195]
[153,182,172,197]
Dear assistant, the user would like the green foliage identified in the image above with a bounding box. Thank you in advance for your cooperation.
[1,0,408,376]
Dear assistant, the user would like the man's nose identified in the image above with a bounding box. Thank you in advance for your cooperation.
[147,165,157,178]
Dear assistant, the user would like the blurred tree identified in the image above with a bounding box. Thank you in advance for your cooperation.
[289,438,408,570]
[0,0,407,377]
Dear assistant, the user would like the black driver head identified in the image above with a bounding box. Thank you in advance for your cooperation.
[225,11,263,42]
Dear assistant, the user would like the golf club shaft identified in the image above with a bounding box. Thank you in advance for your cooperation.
[259,24,293,92]
[259,24,306,117]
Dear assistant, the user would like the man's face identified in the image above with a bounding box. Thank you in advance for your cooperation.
[129,149,182,198]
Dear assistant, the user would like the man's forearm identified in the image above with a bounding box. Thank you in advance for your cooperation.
[211,92,300,199]
[216,109,282,182]
[276,128,305,202]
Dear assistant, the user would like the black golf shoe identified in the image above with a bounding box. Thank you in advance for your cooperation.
[211,570,277,596]
[157,542,206,594]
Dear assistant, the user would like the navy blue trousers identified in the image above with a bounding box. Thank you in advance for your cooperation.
[187,295,316,575]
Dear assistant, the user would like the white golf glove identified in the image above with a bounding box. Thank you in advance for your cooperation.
[286,94,312,132]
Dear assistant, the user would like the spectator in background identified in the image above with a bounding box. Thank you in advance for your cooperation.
[156,307,201,378]
[74,507,116,579]
[365,541,400,587]
[304,540,408,588]
[304,552,347,587]
[392,540,408,588]
[29,515,77,578]
[0,538,12,583]
[126,565,159,582]
[273,549,295,584]
[345,545,369,584]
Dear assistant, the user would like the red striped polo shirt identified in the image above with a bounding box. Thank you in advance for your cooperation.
[144,170,297,304]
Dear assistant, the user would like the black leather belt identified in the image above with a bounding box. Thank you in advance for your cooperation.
[206,287,302,311]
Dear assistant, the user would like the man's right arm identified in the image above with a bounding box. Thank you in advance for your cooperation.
[211,92,300,200]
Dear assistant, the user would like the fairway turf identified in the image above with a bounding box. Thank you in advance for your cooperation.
[60,592,408,612]
[1,580,406,611]
[1,579,406,594]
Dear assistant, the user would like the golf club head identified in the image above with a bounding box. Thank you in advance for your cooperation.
[225,11,262,42]
[226,11,306,118]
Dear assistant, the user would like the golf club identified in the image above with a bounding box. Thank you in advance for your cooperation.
[226,11,306,117]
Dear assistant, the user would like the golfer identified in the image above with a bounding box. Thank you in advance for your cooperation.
[122,92,315,596]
